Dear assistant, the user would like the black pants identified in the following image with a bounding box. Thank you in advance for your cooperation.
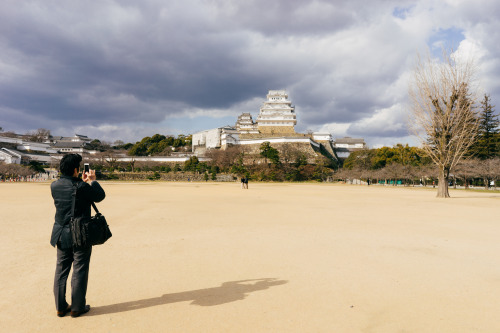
[54,245,92,312]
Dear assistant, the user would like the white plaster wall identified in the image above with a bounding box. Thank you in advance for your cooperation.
[0,149,21,164]
[221,132,239,146]
[239,137,313,145]
[205,128,221,149]
[117,156,209,162]
[0,136,23,144]
[17,143,58,153]
[192,131,206,146]
[313,133,332,141]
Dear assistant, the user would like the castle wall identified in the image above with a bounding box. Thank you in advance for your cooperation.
[238,140,323,164]
[240,132,308,140]
[191,91,349,165]
[257,125,296,135]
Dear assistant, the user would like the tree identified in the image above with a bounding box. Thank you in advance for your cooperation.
[0,162,35,179]
[88,139,104,151]
[205,146,242,171]
[113,142,133,150]
[259,142,280,166]
[408,49,480,198]
[29,161,46,173]
[128,142,148,156]
[469,94,499,159]
[25,128,51,142]
[184,156,200,172]
[343,149,375,170]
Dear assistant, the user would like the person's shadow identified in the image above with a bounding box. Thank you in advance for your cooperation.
[88,278,288,316]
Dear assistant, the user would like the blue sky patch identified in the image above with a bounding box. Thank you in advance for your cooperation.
[428,27,465,53]
[392,6,414,19]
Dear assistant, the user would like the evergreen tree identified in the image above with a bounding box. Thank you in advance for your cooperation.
[471,94,499,159]
[259,142,280,166]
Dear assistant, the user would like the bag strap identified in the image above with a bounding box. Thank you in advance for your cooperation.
[71,183,77,219]
[92,202,100,214]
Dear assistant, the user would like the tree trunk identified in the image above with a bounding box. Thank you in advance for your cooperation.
[437,167,450,198]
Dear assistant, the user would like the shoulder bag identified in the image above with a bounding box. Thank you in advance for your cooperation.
[70,183,112,248]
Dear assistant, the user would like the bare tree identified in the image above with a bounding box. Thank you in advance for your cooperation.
[205,146,242,171]
[383,163,402,186]
[490,158,500,189]
[25,128,51,142]
[0,162,35,179]
[2,131,18,138]
[334,168,349,183]
[371,168,386,185]
[408,49,480,197]
[454,159,476,188]
[477,158,500,189]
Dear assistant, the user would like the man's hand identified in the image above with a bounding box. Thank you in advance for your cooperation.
[82,169,97,183]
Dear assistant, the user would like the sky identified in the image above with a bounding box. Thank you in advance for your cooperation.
[1,0,500,147]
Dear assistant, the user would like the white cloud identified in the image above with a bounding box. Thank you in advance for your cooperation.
[318,123,351,138]
[348,104,407,137]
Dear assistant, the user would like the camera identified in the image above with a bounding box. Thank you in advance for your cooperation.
[84,163,90,173]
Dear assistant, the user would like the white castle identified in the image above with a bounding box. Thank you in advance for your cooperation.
[192,90,366,160]
[256,90,297,133]
[233,90,297,135]
[192,90,328,155]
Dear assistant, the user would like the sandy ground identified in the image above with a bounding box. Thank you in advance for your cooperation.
[0,181,499,333]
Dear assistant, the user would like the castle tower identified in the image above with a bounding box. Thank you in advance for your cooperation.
[235,113,259,134]
[256,90,297,135]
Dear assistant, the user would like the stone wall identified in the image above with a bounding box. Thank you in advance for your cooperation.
[102,172,237,182]
[239,141,322,163]
[256,126,296,135]
[314,140,339,161]
[239,132,308,140]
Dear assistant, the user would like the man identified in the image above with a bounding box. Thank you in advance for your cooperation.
[50,154,105,317]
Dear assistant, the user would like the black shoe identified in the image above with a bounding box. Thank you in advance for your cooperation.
[57,305,71,317]
[71,305,90,318]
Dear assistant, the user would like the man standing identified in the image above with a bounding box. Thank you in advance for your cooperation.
[50,154,105,317]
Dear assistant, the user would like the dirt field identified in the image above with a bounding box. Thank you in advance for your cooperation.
[1,181,499,332]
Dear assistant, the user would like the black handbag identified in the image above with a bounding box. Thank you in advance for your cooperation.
[70,184,112,248]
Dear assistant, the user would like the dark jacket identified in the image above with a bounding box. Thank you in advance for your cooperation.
[50,176,106,249]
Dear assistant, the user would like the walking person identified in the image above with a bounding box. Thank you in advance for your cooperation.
[50,154,106,317]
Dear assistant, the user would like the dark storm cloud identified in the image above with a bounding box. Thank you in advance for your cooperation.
[1,0,498,146]
[211,0,358,36]
[0,1,397,121]
[1,0,314,126]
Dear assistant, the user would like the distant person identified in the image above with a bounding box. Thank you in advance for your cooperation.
[244,176,249,189]
[241,176,245,189]
[50,154,106,318]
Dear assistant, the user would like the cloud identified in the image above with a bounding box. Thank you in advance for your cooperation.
[348,104,407,137]
[1,0,499,148]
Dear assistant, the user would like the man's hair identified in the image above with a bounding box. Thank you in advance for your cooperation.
[59,154,82,177]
